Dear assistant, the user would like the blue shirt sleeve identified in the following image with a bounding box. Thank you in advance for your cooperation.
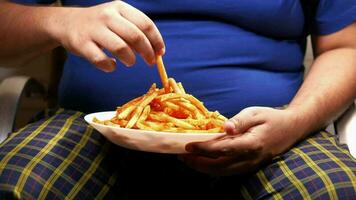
[11,0,56,4]
[313,0,356,35]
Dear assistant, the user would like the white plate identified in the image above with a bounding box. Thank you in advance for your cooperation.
[84,111,225,154]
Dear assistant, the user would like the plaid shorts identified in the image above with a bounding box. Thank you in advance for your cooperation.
[0,109,355,199]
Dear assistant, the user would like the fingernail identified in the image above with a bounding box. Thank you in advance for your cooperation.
[224,121,236,135]
[123,62,132,67]
[185,144,194,152]
[224,121,235,129]
[150,58,156,65]
[98,59,116,72]
[108,59,117,71]
[158,47,165,55]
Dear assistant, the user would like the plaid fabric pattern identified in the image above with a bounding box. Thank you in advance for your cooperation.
[223,131,356,200]
[0,109,124,199]
[0,110,355,199]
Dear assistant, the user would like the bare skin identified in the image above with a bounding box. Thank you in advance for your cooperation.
[0,1,165,71]
[0,1,355,177]
[181,24,356,176]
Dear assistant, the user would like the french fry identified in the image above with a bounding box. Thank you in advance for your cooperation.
[116,96,143,119]
[157,93,181,101]
[175,101,204,119]
[126,91,158,128]
[179,127,221,133]
[125,106,144,128]
[117,105,136,119]
[145,121,171,131]
[147,83,157,93]
[168,78,182,94]
[117,84,155,120]
[156,56,170,93]
[177,82,186,94]
[217,114,228,121]
[209,119,225,128]
[175,101,197,112]
[157,112,196,129]
[140,91,158,108]
[93,117,103,124]
[104,121,121,127]
[210,111,228,121]
[181,94,209,116]
[116,96,142,112]
[93,117,121,127]
[136,121,155,131]
[138,106,151,122]
[163,101,180,110]
[163,127,180,132]
[171,98,190,104]
[148,113,165,122]
[157,88,166,95]
[117,119,128,127]
[183,119,209,126]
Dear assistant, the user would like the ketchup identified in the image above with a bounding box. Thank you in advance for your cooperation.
[150,99,164,112]
[206,122,214,130]
[170,109,189,119]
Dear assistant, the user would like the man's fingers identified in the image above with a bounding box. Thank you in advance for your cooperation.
[107,15,156,65]
[80,42,116,72]
[224,107,265,135]
[118,2,165,56]
[179,154,236,174]
[58,1,165,69]
[185,136,238,158]
[186,132,263,159]
[210,160,259,176]
[180,154,257,176]
[92,28,136,67]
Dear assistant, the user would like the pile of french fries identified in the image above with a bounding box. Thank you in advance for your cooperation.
[93,56,227,133]
[93,79,227,133]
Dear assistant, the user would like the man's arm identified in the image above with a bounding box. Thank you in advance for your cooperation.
[288,23,356,138]
[0,1,59,66]
[0,1,165,70]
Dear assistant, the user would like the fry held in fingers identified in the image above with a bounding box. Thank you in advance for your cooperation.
[156,55,170,93]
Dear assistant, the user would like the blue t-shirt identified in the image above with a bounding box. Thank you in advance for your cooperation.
[14,0,356,117]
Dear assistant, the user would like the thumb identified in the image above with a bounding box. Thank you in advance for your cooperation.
[224,107,264,135]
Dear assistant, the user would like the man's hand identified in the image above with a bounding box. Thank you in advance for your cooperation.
[49,1,165,72]
[180,107,305,176]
